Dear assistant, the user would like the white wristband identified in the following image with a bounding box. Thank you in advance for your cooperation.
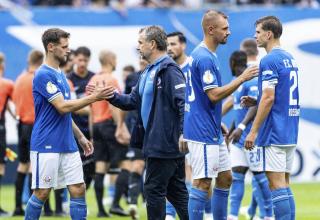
[238,123,246,131]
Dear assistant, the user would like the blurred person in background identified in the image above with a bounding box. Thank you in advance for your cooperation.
[123,58,149,220]
[0,52,14,217]
[88,50,131,217]
[68,46,95,190]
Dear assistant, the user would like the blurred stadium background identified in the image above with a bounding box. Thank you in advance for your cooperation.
[1,0,320,219]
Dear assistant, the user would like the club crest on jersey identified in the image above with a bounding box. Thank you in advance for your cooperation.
[203,70,214,84]
[46,81,58,94]
[42,175,52,183]
[150,70,156,79]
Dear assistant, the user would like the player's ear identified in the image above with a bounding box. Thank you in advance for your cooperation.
[47,42,55,53]
[150,39,157,50]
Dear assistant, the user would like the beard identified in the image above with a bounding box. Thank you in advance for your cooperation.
[55,54,67,65]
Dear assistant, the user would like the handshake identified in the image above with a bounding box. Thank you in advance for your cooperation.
[86,82,116,101]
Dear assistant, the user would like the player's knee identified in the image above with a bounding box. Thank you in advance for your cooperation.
[192,178,212,192]
[216,172,232,189]
[17,162,30,173]
[232,166,248,174]
[34,189,51,201]
[69,183,86,197]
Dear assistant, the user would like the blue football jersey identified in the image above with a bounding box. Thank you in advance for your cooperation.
[31,65,78,153]
[184,42,223,145]
[256,47,300,147]
[180,57,189,78]
[233,77,258,148]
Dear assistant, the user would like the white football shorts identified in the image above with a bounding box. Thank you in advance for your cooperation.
[187,141,231,179]
[30,151,84,189]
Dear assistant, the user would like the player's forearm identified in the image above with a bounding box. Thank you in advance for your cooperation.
[250,94,274,134]
[241,106,257,126]
[222,96,234,116]
[111,105,124,126]
[72,120,85,140]
[57,95,97,114]
[207,77,245,103]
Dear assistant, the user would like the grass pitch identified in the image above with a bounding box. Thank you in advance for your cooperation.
[0,183,319,219]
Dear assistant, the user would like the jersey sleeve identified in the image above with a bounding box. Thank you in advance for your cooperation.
[260,58,278,90]
[34,71,62,102]
[196,56,219,91]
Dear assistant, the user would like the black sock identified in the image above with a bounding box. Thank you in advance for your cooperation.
[128,172,142,205]
[54,189,64,213]
[15,172,26,209]
[94,173,105,213]
[44,197,52,213]
[112,169,129,207]
[28,173,32,197]
[0,175,2,208]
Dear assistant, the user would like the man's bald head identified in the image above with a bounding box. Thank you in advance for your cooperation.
[202,10,228,34]
[99,50,117,71]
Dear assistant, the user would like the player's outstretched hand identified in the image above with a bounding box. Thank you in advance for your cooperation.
[240,65,259,82]
[79,136,94,157]
[86,83,115,100]
[244,131,257,151]
[179,134,188,153]
[241,96,257,108]
[229,128,243,143]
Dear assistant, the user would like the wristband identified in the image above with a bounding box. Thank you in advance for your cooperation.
[238,123,246,131]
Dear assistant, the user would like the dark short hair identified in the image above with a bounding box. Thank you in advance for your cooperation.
[123,65,135,73]
[229,50,247,77]
[140,25,167,51]
[42,28,70,53]
[167,31,186,44]
[241,38,258,57]
[28,50,44,66]
[255,16,282,39]
[75,46,91,58]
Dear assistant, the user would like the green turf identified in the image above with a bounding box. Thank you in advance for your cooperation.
[0,183,319,219]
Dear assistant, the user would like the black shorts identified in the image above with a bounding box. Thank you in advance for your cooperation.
[126,148,144,161]
[0,123,6,164]
[17,122,33,163]
[93,120,128,167]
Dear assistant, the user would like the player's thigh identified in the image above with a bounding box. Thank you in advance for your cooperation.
[30,151,59,189]
[216,144,232,188]
[58,151,84,190]
[285,146,296,174]
[0,126,6,165]
[187,142,220,180]
[245,146,264,172]
[230,144,248,169]
[18,124,33,164]
[93,123,111,166]
[264,146,287,172]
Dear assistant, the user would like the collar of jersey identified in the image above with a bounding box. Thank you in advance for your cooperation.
[180,57,189,69]
[199,41,218,58]
[43,64,62,74]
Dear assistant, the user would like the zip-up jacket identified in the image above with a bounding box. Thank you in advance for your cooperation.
[108,56,185,158]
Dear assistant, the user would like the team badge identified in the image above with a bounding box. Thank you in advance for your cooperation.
[46,81,58,94]
[203,70,214,84]
[150,70,156,79]
[42,175,52,183]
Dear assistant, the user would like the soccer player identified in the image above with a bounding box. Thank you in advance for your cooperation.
[12,50,44,216]
[89,50,130,217]
[167,31,211,220]
[88,25,189,220]
[222,50,273,220]
[183,10,258,220]
[24,28,112,220]
[68,46,95,189]
[241,38,273,220]
[244,16,299,220]
[0,52,14,217]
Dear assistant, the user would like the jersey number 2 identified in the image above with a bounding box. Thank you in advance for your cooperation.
[289,70,298,106]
